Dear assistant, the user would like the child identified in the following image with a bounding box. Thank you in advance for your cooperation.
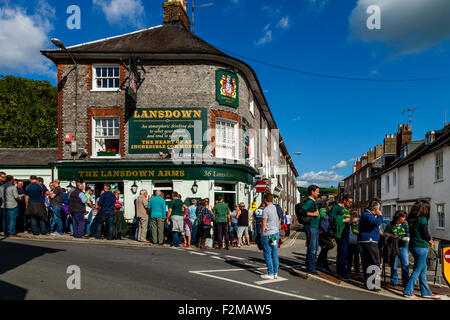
[347,209,361,274]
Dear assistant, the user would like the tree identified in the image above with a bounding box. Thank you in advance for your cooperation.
[0,75,58,148]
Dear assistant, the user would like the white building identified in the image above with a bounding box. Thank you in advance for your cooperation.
[380,124,450,241]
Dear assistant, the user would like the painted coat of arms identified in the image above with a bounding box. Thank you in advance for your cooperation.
[216,69,239,108]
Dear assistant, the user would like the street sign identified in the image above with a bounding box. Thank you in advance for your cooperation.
[255,180,268,193]
[445,249,450,264]
[442,247,450,287]
[250,202,257,211]
[275,165,288,175]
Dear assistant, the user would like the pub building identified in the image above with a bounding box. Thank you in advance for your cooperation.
[40,0,299,221]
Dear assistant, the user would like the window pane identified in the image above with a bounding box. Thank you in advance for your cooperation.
[115,79,120,88]
[108,128,113,136]
[109,79,114,88]
[108,67,113,77]
[101,119,107,127]
[97,79,102,88]
[114,67,119,77]
[102,128,107,136]
[102,79,108,88]
[101,68,107,77]
[114,119,119,127]
[96,68,101,77]
[114,128,119,136]
[107,119,113,127]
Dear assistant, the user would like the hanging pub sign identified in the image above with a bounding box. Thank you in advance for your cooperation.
[127,57,139,102]
[129,107,207,154]
[216,69,239,108]
[242,117,250,160]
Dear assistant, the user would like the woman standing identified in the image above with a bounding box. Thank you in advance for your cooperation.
[403,201,440,299]
[384,210,410,287]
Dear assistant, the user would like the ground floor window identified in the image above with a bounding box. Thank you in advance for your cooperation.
[437,204,445,229]
[92,117,120,157]
[382,205,392,219]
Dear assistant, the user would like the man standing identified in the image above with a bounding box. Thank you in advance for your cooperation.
[260,193,280,280]
[213,195,231,250]
[358,200,383,291]
[302,185,320,274]
[24,175,49,236]
[254,203,265,241]
[49,180,64,236]
[0,175,21,237]
[149,190,166,245]
[0,172,6,185]
[188,199,197,245]
[84,187,94,236]
[236,202,250,247]
[16,180,26,232]
[69,182,87,239]
[330,194,353,280]
[166,192,184,247]
[95,183,116,240]
[136,189,149,243]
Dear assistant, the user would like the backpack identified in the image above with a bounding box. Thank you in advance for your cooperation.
[274,204,284,221]
[295,202,312,225]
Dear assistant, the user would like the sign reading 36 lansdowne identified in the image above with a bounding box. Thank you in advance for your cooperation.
[129,107,207,154]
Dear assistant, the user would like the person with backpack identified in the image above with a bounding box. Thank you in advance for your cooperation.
[384,210,410,287]
[196,199,215,249]
[301,185,320,274]
[403,201,439,299]
[330,194,353,280]
[260,193,281,280]
[317,201,335,272]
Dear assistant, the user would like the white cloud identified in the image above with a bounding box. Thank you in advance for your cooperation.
[277,16,290,29]
[330,160,348,170]
[349,0,450,56]
[93,0,146,29]
[0,1,55,76]
[298,170,344,187]
[255,24,273,46]
[297,180,309,188]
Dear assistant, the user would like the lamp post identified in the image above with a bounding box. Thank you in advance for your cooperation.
[51,38,78,156]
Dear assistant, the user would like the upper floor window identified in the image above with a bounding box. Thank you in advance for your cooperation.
[264,120,268,139]
[385,175,390,193]
[92,65,120,91]
[215,119,239,160]
[435,151,444,181]
[249,93,255,116]
[393,171,397,186]
[408,164,414,187]
[92,117,120,157]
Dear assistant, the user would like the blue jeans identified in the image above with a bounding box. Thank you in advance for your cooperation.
[391,246,410,286]
[336,233,350,278]
[261,233,280,275]
[95,211,115,240]
[305,227,319,272]
[51,206,63,234]
[85,210,93,236]
[172,231,181,247]
[404,247,433,296]
[30,215,48,235]
[2,207,19,235]
[190,219,197,245]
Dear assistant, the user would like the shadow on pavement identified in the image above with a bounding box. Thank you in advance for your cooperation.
[0,239,65,300]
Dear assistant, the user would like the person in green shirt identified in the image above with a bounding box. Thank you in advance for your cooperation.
[403,201,439,299]
[213,195,231,250]
[166,192,185,247]
[384,210,410,287]
[317,201,336,272]
[302,185,320,274]
[330,194,353,280]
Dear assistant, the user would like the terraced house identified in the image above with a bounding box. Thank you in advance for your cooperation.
[41,0,299,221]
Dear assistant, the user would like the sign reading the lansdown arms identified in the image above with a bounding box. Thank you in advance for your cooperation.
[129,108,207,154]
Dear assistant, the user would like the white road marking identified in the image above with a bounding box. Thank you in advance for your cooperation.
[204,251,220,255]
[254,276,289,285]
[189,251,207,256]
[189,270,315,300]
[211,256,225,260]
[224,255,245,260]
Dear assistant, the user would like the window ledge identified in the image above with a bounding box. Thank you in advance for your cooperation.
[91,156,122,160]
[434,179,444,184]
[90,89,121,92]
[436,227,446,231]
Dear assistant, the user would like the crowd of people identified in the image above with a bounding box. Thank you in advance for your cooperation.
[299,184,440,299]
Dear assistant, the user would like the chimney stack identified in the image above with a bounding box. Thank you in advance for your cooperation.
[396,123,412,157]
[163,0,191,31]
[384,132,397,154]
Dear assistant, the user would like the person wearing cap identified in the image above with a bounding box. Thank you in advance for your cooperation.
[236,202,250,248]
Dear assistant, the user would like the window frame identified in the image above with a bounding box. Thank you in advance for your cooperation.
[408,164,414,188]
[215,118,240,161]
[91,64,121,92]
[435,151,444,182]
[249,92,255,117]
[91,116,121,159]
[437,204,445,229]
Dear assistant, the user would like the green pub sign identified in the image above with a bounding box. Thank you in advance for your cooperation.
[216,69,239,108]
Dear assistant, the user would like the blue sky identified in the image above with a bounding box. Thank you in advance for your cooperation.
[1,0,450,187]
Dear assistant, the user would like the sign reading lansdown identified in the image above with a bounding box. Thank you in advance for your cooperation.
[58,166,254,184]
[129,108,207,154]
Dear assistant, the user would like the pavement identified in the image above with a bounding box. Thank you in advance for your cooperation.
[1,228,449,300]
